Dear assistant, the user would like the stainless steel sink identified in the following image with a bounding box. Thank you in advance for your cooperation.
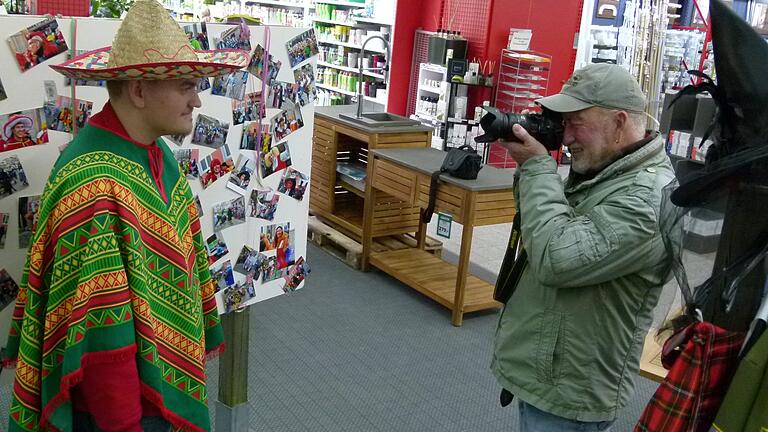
[339,112,421,128]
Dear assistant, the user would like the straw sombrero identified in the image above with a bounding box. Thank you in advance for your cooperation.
[50,0,249,80]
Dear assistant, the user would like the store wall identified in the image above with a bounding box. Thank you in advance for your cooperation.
[388,0,444,115]
[486,0,585,95]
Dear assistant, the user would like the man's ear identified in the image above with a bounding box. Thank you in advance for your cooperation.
[125,81,147,109]
[615,110,629,130]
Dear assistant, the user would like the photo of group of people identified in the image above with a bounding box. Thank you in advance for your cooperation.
[260,222,295,270]
[248,44,282,83]
[240,121,271,151]
[0,155,28,198]
[286,29,319,68]
[271,102,304,142]
[197,77,211,93]
[261,255,283,283]
[210,259,234,293]
[205,232,229,265]
[18,195,41,249]
[215,22,251,51]
[183,22,209,50]
[277,167,309,201]
[0,269,20,311]
[234,245,264,277]
[259,141,291,179]
[282,256,308,293]
[212,196,246,232]
[249,189,279,221]
[173,148,199,179]
[221,279,256,313]
[0,212,8,248]
[292,64,317,106]
[227,154,257,196]
[8,17,69,73]
[0,109,49,153]
[232,92,264,125]
[192,114,229,147]
[199,144,234,189]
[44,96,93,134]
[212,71,249,100]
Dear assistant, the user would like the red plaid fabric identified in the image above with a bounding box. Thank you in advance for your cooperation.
[635,322,744,432]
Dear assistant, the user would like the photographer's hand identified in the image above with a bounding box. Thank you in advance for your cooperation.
[499,124,549,165]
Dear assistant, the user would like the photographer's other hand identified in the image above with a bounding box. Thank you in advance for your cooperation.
[499,124,549,166]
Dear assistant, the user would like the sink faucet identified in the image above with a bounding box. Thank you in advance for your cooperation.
[355,35,391,119]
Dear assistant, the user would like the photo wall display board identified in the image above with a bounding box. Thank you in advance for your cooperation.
[0,16,316,341]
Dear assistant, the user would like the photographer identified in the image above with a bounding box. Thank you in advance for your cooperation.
[491,63,674,431]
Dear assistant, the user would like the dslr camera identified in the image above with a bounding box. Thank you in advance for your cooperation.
[475,107,564,151]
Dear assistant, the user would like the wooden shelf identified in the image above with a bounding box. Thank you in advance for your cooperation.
[337,178,365,198]
[369,248,501,313]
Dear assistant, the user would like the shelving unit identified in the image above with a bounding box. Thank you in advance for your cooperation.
[313,0,394,109]
[414,63,448,149]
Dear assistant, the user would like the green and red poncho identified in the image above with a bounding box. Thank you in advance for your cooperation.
[3,103,224,431]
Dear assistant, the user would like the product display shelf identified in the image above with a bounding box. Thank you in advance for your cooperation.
[313,17,356,26]
[414,63,448,145]
[317,60,384,79]
[314,0,366,8]
[316,37,387,54]
[316,82,358,97]
[245,0,309,8]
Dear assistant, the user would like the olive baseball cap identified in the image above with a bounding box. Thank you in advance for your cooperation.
[537,63,646,113]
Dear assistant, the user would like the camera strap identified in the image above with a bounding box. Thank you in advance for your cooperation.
[493,210,526,304]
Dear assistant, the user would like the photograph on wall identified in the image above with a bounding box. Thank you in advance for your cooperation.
[0,77,7,101]
[194,195,204,217]
[232,92,264,125]
[233,245,264,276]
[211,71,249,100]
[191,114,229,148]
[286,29,319,68]
[212,196,246,232]
[215,22,251,51]
[271,102,304,142]
[241,121,271,151]
[260,255,283,283]
[249,189,279,221]
[227,153,257,196]
[282,256,308,293]
[183,22,209,50]
[65,51,106,87]
[221,279,256,314]
[166,133,187,146]
[173,148,199,179]
[0,269,20,312]
[267,81,307,110]
[0,155,29,198]
[44,96,93,133]
[8,17,69,73]
[18,194,41,249]
[1,109,49,152]
[259,141,291,179]
[292,63,317,105]
[210,259,234,293]
[205,232,229,265]
[197,77,211,93]
[198,144,234,189]
[247,44,282,83]
[0,212,8,249]
[260,223,294,269]
[277,167,309,201]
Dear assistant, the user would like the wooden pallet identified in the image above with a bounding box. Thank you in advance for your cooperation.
[308,216,443,269]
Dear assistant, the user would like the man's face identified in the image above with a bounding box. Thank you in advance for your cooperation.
[561,107,621,174]
[28,39,42,53]
[141,79,202,136]
[12,123,28,139]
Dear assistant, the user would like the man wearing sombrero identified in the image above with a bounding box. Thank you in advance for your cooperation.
[1,114,36,152]
[2,0,248,431]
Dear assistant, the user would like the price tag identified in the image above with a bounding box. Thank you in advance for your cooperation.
[436,212,452,239]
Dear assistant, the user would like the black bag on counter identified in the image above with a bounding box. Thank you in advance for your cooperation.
[422,145,482,223]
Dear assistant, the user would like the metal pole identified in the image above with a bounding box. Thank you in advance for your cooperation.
[215,307,252,432]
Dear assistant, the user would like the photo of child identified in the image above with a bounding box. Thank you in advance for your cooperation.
[277,167,309,201]
[198,144,234,189]
[8,17,69,72]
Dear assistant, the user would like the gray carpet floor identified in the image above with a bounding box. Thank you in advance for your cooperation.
[0,243,661,431]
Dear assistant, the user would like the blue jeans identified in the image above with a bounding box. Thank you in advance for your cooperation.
[518,400,614,432]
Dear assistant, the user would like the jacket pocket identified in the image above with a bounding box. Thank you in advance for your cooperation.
[535,311,566,385]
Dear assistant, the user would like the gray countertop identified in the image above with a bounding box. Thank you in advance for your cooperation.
[373,148,516,192]
[315,105,434,134]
